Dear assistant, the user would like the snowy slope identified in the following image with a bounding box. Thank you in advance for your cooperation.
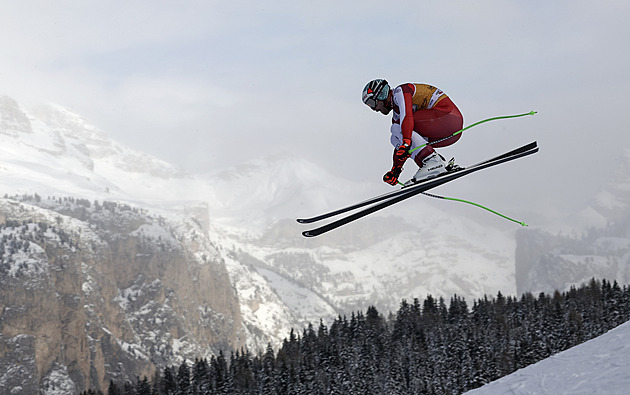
[466,320,630,395]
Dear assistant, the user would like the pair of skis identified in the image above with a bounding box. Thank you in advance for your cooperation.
[297,141,539,237]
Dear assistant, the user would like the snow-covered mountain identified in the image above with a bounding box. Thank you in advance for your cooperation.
[0,95,521,329]
[0,197,245,393]
[515,148,630,295]
[3,94,630,392]
[0,95,552,391]
[466,319,630,394]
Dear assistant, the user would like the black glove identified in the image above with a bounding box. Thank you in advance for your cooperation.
[383,166,403,186]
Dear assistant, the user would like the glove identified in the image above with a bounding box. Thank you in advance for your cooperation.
[395,139,412,161]
[383,166,403,186]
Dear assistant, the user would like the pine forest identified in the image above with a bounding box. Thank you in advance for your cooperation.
[83,278,630,395]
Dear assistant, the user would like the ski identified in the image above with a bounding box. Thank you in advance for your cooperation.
[301,142,538,237]
[297,141,538,224]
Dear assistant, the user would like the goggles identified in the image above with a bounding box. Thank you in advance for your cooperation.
[365,96,379,109]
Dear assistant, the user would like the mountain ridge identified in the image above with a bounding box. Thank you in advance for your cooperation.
[6,94,628,392]
[0,94,524,320]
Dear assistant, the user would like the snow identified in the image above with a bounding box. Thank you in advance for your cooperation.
[6,94,629,381]
[256,267,338,323]
[130,223,178,247]
[466,320,630,395]
[221,253,297,349]
[40,362,76,395]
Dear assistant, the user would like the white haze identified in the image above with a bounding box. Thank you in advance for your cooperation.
[1,0,630,227]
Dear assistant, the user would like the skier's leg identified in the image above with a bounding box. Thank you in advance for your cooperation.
[413,97,464,148]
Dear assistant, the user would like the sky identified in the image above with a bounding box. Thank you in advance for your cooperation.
[2,0,630,224]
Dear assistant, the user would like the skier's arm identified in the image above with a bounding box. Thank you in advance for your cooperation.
[394,84,416,143]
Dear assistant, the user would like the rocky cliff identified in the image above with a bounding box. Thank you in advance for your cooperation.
[0,196,244,393]
[515,149,630,295]
[0,94,537,392]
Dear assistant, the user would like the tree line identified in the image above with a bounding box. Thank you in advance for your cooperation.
[85,278,630,394]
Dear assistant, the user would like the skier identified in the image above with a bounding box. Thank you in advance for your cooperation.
[362,79,464,186]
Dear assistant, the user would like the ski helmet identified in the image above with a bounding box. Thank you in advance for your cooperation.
[362,79,390,108]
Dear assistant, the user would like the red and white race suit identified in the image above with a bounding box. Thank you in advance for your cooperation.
[390,83,464,166]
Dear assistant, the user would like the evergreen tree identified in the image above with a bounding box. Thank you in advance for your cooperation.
[107,380,120,395]
[161,366,177,395]
[192,358,210,394]
[212,351,229,393]
[81,278,630,395]
[122,381,135,395]
[135,377,151,395]
[260,344,277,394]
[230,349,256,392]
[176,361,191,394]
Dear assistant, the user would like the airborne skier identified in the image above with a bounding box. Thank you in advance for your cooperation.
[362,79,464,186]
[297,81,538,236]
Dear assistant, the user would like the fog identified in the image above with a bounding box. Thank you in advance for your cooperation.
[2,0,629,226]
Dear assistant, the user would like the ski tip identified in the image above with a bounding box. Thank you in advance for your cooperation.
[529,110,537,116]
[302,231,315,238]
[296,218,306,223]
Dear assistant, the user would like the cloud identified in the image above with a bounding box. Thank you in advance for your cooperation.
[1,0,630,224]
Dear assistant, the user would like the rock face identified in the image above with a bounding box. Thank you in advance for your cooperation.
[515,223,630,296]
[0,94,523,352]
[515,149,630,296]
[0,197,244,393]
[0,94,537,392]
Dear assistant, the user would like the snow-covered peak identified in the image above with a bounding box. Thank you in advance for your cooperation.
[0,96,186,200]
[0,95,524,346]
[32,102,183,178]
[207,151,378,228]
[30,103,110,147]
[0,95,380,229]
[0,96,33,137]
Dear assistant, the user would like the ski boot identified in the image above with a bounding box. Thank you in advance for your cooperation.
[403,153,462,186]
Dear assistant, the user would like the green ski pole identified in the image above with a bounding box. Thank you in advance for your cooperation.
[396,110,536,225]
[421,191,528,226]
[409,110,537,154]
[394,181,529,226]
